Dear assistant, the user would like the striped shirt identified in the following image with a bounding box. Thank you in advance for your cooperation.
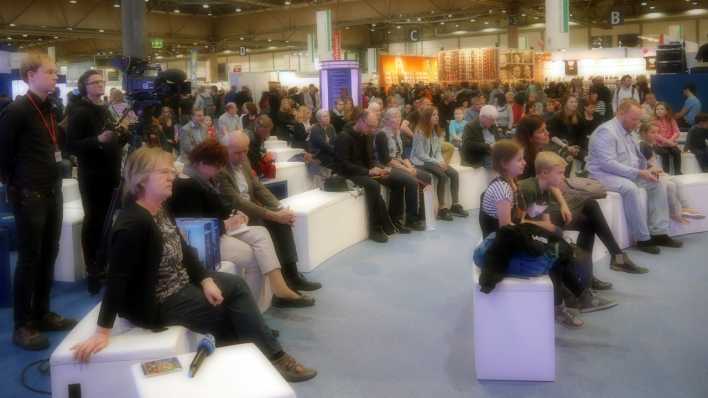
[481,179,514,219]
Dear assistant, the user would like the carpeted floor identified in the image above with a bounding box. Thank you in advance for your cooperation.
[2,212,708,397]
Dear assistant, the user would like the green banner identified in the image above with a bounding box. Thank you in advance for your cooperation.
[562,0,569,33]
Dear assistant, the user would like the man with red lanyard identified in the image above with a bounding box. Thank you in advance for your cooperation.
[0,53,77,351]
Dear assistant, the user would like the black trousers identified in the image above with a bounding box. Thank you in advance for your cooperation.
[381,168,426,223]
[349,175,393,231]
[693,149,708,172]
[655,146,682,175]
[78,174,119,276]
[159,272,283,359]
[260,219,300,279]
[568,199,623,256]
[10,186,62,327]
[416,163,459,207]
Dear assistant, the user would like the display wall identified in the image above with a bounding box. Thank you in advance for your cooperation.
[377,55,438,88]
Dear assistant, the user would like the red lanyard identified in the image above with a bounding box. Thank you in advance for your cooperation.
[26,94,58,147]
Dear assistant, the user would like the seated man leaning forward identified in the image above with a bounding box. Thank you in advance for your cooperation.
[216,131,322,292]
[586,99,682,254]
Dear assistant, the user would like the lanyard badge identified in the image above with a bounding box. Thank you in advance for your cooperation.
[26,94,61,162]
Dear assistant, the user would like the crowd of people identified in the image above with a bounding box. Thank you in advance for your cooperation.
[1,52,707,385]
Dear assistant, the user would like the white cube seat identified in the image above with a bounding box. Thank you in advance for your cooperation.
[682,152,702,175]
[218,261,272,313]
[267,147,304,162]
[275,161,314,197]
[472,266,555,381]
[62,178,81,204]
[55,205,85,282]
[131,343,295,398]
[435,165,493,211]
[281,189,368,272]
[51,303,200,398]
[668,173,708,236]
[264,139,288,150]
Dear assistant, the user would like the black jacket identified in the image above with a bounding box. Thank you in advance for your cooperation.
[687,126,708,152]
[308,123,337,167]
[167,176,231,234]
[0,92,62,191]
[461,119,503,167]
[547,112,585,148]
[334,125,378,177]
[330,111,346,134]
[98,201,208,329]
[66,98,123,181]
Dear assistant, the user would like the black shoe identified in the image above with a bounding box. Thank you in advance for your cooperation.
[636,240,660,255]
[37,312,77,332]
[591,277,613,290]
[392,221,411,234]
[437,208,454,221]
[651,234,683,248]
[289,273,322,292]
[12,326,50,351]
[87,274,103,296]
[610,253,649,274]
[405,219,426,231]
[272,294,315,308]
[450,204,469,218]
[370,228,389,243]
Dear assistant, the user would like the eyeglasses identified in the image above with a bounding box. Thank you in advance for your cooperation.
[86,80,105,86]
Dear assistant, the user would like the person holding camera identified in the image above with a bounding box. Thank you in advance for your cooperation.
[67,70,126,294]
[0,53,77,350]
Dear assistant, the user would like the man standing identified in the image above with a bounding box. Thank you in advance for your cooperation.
[218,102,243,142]
[179,108,207,161]
[234,86,253,111]
[674,83,702,127]
[0,53,77,350]
[587,99,682,255]
[217,132,322,292]
[612,75,640,114]
[67,70,124,294]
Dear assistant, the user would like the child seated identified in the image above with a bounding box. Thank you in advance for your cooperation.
[477,140,615,329]
[447,107,467,148]
[638,123,704,224]
[686,112,708,172]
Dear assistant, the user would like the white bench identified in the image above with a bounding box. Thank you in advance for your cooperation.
[62,179,81,204]
[218,261,272,313]
[281,189,368,272]
[436,165,493,211]
[472,266,555,381]
[51,303,201,398]
[267,147,304,162]
[55,205,86,282]
[597,173,708,249]
[275,161,314,197]
[131,343,295,398]
[263,139,288,150]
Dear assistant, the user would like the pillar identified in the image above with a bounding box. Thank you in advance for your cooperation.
[208,53,219,82]
[121,0,145,58]
[545,0,570,51]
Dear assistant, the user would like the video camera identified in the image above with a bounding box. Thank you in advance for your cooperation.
[110,56,192,150]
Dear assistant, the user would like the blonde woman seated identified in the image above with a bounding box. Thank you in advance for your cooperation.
[168,140,314,308]
[71,147,316,382]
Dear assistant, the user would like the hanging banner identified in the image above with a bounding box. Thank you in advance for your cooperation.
[316,10,333,61]
[332,31,342,60]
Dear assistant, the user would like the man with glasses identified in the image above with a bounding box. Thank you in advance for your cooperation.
[67,70,126,294]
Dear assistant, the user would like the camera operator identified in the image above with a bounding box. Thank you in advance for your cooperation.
[66,70,126,294]
[0,53,77,350]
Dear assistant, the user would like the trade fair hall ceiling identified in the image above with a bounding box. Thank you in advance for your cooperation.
[0,0,706,60]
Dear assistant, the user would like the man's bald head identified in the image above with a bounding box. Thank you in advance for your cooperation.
[226,130,251,166]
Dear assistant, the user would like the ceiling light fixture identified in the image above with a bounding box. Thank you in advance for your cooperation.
[470,18,476,22]
[9,23,16,27]
[69,0,77,4]
[99,29,104,32]
[284,0,291,4]
[174,9,180,13]
[113,2,120,7]
[22,34,27,37]
[236,8,242,12]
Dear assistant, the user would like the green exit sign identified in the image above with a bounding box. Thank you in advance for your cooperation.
[151,38,164,49]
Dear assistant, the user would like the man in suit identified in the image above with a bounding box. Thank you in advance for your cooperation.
[587,99,681,255]
[217,131,321,291]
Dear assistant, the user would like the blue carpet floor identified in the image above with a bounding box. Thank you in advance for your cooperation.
[2,213,708,397]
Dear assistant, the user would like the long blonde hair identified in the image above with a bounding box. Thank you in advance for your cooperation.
[123,147,174,202]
